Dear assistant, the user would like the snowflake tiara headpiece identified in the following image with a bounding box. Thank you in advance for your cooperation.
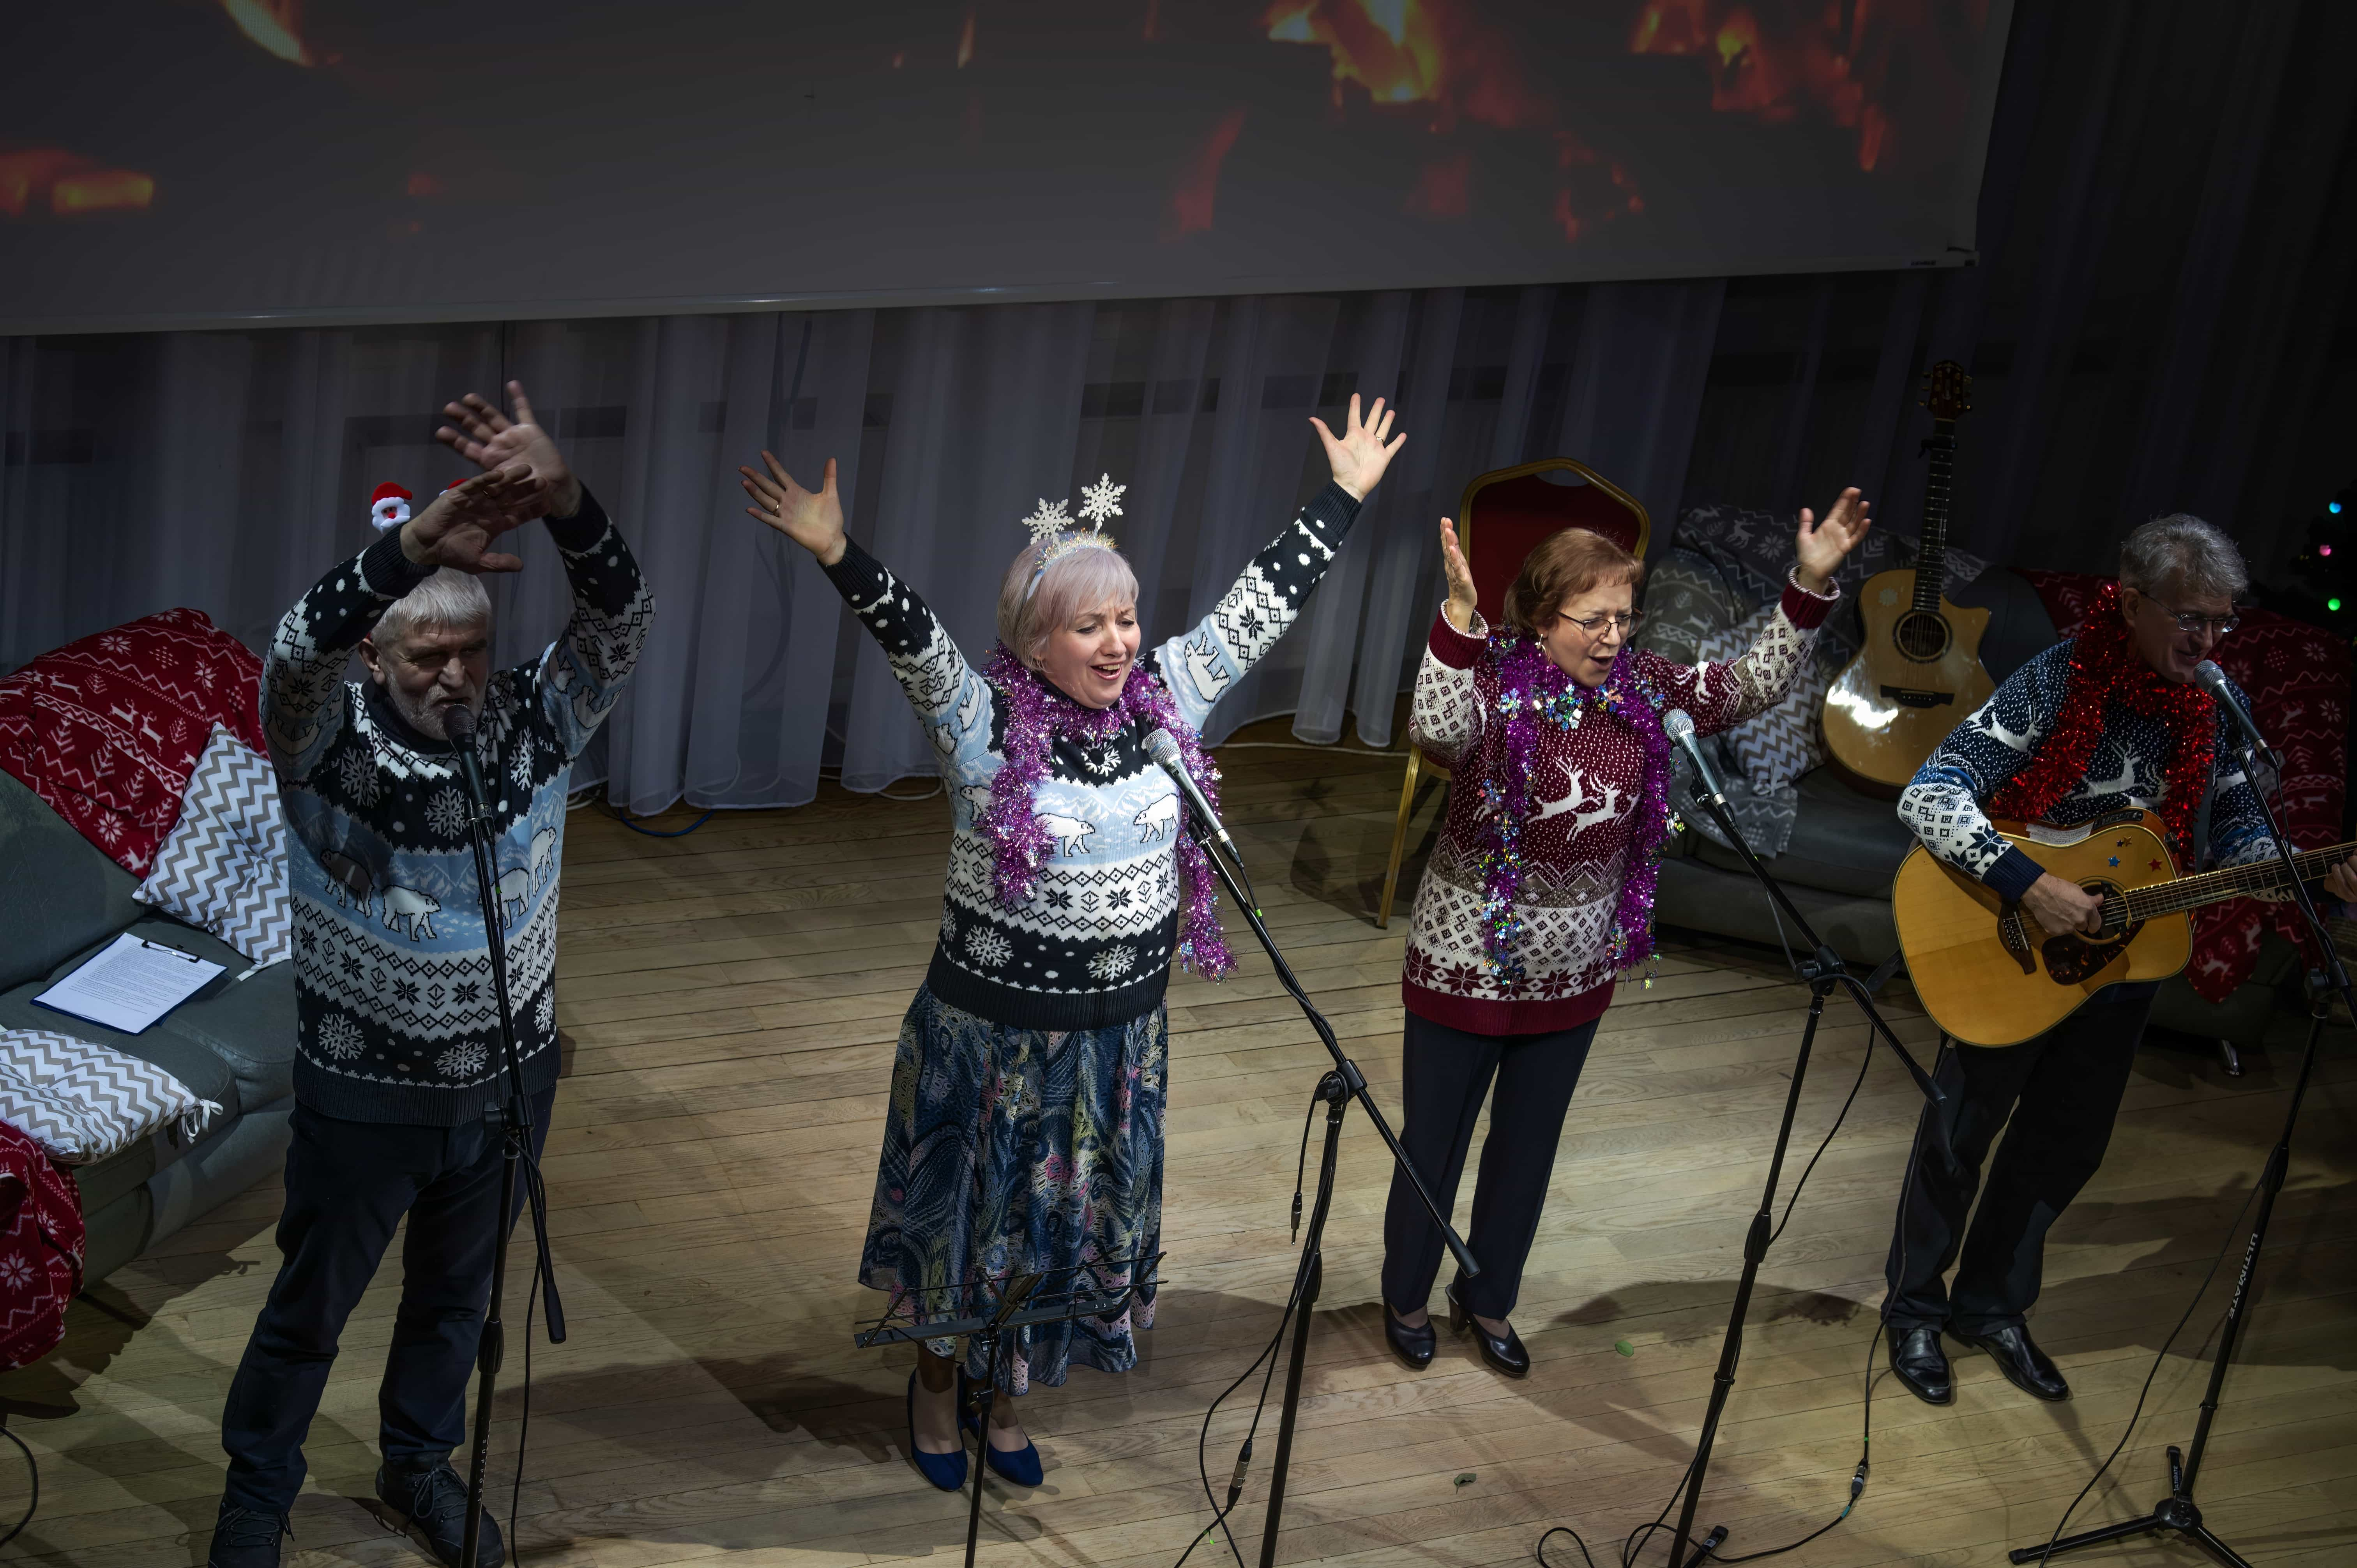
[1022,473,1127,599]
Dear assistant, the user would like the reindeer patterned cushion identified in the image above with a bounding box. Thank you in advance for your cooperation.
[135,724,293,969]
[0,1028,221,1165]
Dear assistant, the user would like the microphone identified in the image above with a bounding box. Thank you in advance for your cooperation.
[440,703,490,830]
[2193,660,2270,762]
[1141,727,1239,860]
[1663,708,1727,808]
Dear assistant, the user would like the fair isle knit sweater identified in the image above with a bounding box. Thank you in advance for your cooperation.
[1403,571,1838,1035]
[824,481,1362,1030]
[262,493,652,1124]
[1897,639,2276,899]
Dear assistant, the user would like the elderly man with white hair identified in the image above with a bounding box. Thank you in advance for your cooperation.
[1881,513,2357,1411]
[209,385,652,1568]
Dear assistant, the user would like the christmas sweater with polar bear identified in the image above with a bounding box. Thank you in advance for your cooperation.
[824,480,1361,1030]
[262,493,652,1125]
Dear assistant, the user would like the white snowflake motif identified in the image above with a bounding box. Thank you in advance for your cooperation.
[316,1014,367,1061]
[425,785,469,839]
[535,989,557,1036]
[0,1255,32,1290]
[510,743,535,791]
[436,1042,489,1079]
[965,925,1013,968]
[99,633,130,654]
[1021,496,1075,546]
[1078,473,1127,526]
[939,908,958,948]
[336,745,382,805]
[1088,945,1136,982]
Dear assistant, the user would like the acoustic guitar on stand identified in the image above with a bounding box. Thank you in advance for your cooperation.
[1823,360,1993,795]
[1893,809,2355,1046]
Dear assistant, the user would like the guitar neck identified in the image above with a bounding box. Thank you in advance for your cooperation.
[1912,418,1955,614]
[2120,842,2356,920]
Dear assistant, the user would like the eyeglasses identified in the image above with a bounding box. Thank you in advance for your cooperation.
[2150,601,2240,638]
[1554,609,1643,636]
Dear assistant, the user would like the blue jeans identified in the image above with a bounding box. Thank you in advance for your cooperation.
[218,1088,553,1514]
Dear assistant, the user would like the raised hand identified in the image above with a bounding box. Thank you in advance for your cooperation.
[437,381,581,519]
[740,452,846,566]
[398,468,541,574]
[1311,393,1405,501]
[1438,516,1478,634]
[1795,486,1873,592]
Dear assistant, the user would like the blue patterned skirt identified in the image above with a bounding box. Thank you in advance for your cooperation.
[859,984,1166,1393]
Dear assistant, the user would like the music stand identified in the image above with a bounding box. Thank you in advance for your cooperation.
[855,1253,1165,1568]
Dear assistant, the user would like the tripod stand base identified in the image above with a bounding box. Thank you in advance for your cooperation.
[2006,1448,2253,1568]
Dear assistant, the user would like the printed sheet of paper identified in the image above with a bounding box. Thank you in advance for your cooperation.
[34,932,223,1035]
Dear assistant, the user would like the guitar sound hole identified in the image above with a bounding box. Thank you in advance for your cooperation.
[1894,610,1951,662]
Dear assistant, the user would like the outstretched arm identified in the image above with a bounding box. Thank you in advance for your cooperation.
[264,469,537,782]
[741,452,991,765]
[1153,394,1404,729]
[1410,517,1486,765]
[441,383,654,759]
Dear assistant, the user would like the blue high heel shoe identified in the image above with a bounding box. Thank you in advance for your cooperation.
[906,1370,968,1491]
[959,1374,1044,1487]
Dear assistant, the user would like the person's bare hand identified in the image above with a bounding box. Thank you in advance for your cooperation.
[740,452,846,565]
[1311,393,1405,501]
[1438,516,1477,634]
[2022,871,2107,938]
[1795,486,1873,592]
[399,467,540,574]
[2322,852,2357,905]
[437,381,580,519]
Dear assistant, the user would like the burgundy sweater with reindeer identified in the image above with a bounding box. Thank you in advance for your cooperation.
[1402,572,1837,1035]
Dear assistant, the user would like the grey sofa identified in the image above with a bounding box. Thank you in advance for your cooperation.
[0,768,295,1287]
[1650,567,2302,1060]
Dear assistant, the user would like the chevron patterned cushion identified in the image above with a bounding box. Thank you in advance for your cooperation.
[134,724,291,968]
[0,1028,221,1165]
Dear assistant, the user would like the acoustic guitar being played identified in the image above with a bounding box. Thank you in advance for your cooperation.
[1893,809,2355,1046]
[1823,361,1992,795]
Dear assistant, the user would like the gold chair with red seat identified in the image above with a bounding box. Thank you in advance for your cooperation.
[1375,458,1651,928]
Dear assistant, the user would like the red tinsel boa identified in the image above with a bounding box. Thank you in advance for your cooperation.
[1988,581,2216,851]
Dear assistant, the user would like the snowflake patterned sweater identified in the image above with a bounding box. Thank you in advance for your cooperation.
[1898,639,2277,901]
[262,493,652,1124]
[1403,571,1838,1035]
[824,481,1362,1031]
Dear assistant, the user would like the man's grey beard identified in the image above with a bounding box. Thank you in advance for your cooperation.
[387,682,480,742]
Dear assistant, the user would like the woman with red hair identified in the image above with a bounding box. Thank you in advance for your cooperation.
[1383,490,1873,1374]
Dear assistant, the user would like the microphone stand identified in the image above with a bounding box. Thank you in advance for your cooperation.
[1179,812,1477,1568]
[2007,709,2354,1568]
[446,724,566,1568]
[1653,756,1945,1568]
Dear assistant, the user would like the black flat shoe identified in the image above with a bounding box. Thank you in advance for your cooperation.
[1885,1324,1952,1406]
[1954,1323,2070,1402]
[1446,1280,1529,1378]
[1384,1303,1436,1370]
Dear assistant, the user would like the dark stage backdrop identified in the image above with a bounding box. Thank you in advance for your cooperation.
[0,0,2010,332]
[3,1,2350,819]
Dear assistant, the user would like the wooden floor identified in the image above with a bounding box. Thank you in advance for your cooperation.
[6,717,2354,1568]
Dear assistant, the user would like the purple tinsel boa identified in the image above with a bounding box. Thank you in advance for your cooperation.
[979,644,1236,981]
[1473,637,1676,987]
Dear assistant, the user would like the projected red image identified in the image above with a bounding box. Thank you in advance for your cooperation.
[0,149,155,219]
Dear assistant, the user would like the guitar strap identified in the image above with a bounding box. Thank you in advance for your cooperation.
[2193,770,2216,871]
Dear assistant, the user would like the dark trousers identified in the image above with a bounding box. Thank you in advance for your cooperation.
[1884,984,2155,1337]
[1380,1010,1601,1323]
[219,1088,554,1515]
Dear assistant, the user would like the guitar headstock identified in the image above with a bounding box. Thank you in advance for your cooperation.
[1923,360,1973,421]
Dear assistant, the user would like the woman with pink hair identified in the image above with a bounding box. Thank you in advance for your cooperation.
[740,396,1401,1493]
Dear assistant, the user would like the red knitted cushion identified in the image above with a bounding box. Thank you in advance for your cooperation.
[0,608,265,876]
[0,1120,83,1372]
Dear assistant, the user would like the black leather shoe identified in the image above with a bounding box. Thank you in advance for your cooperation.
[1954,1323,2070,1402]
[1885,1324,1952,1406]
[376,1460,505,1568]
[1447,1280,1530,1377]
[1384,1303,1436,1370]
[208,1504,290,1568]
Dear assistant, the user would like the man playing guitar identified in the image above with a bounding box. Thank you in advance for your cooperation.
[1881,514,2357,1406]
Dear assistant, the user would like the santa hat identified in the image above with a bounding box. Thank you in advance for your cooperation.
[369,482,413,532]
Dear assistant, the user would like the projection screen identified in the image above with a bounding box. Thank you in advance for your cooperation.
[1,1,2014,333]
